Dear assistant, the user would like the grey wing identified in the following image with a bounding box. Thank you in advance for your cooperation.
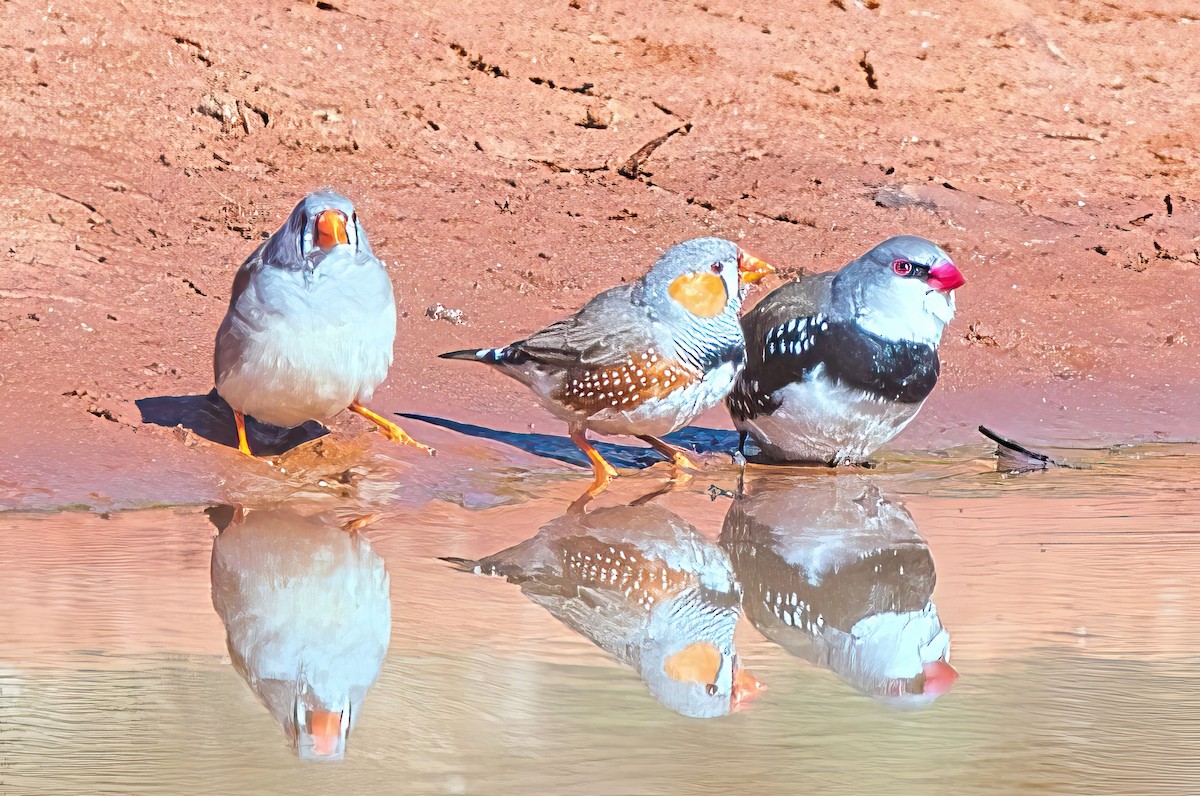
[213,245,266,386]
[511,284,661,369]
[523,584,647,664]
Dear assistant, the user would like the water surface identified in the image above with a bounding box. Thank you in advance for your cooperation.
[2,440,1199,795]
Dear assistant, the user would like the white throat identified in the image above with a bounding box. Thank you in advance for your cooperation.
[855,287,954,346]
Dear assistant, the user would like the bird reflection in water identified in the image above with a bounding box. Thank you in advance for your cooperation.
[720,476,957,706]
[207,504,391,759]
[444,497,764,718]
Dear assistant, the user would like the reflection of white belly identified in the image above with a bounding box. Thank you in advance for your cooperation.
[735,368,922,463]
[584,361,740,437]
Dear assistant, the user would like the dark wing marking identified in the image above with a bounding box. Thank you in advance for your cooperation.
[729,274,939,420]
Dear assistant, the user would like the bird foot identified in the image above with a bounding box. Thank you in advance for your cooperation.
[670,451,701,472]
[378,421,437,456]
[587,465,618,496]
[349,402,436,455]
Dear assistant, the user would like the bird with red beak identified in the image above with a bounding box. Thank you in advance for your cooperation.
[728,235,964,465]
[720,476,958,708]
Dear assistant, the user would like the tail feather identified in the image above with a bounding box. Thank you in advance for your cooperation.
[978,425,1059,472]
[439,555,483,571]
[440,555,517,579]
[438,347,520,364]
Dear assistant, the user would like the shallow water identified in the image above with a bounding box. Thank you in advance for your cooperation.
[3,437,1200,795]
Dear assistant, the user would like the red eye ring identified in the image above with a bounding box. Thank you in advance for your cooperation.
[710,262,725,274]
[891,259,913,276]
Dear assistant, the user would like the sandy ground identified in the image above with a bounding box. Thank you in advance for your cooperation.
[2,0,1198,507]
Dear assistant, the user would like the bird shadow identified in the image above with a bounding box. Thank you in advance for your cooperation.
[399,413,740,470]
[136,390,328,456]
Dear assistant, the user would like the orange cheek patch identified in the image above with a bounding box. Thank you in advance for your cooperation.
[663,641,722,684]
[669,272,727,318]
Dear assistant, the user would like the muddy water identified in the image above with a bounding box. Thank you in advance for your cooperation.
[2,437,1199,795]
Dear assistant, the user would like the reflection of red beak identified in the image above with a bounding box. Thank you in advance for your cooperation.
[921,659,959,697]
[731,667,767,710]
[927,261,965,292]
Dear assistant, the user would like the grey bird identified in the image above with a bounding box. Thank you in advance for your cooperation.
[719,476,958,707]
[726,235,964,465]
[442,501,764,718]
[208,505,391,759]
[214,190,431,456]
[440,238,773,495]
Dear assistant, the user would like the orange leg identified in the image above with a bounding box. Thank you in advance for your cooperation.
[570,429,619,496]
[233,410,253,457]
[636,434,700,472]
[349,402,435,455]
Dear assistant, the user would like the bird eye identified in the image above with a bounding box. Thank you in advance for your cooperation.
[705,683,719,696]
[891,259,913,276]
[710,262,725,274]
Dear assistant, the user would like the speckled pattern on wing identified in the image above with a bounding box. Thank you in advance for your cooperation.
[551,348,700,414]
[554,535,696,607]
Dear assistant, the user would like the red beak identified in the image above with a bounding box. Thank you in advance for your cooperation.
[927,261,965,292]
[921,659,959,697]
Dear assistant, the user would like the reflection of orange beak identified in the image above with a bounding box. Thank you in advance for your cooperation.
[309,710,343,757]
[315,209,349,252]
[736,249,774,283]
[731,667,766,710]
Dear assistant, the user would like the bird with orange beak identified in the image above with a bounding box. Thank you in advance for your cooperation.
[441,238,773,493]
[214,190,431,456]
[443,500,765,718]
[208,504,391,760]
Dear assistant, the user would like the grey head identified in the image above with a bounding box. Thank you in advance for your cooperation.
[635,585,763,718]
[830,235,965,345]
[260,189,375,275]
[637,237,774,322]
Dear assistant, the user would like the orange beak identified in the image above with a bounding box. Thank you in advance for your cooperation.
[315,209,349,252]
[308,710,343,757]
[731,667,766,710]
[736,248,774,283]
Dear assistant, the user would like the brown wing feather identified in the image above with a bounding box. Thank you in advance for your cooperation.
[552,535,694,603]
[551,355,700,414]
[500,282,701,413]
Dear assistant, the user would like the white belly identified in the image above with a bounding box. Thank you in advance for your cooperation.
[217,280,395,428]
[583,361,740,437]
[735,369,922,464]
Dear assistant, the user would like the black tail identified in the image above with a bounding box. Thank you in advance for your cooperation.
[439,348,486,362]
[978,425,1057,472]
[439,555,481,570]
[438,346,522,364]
